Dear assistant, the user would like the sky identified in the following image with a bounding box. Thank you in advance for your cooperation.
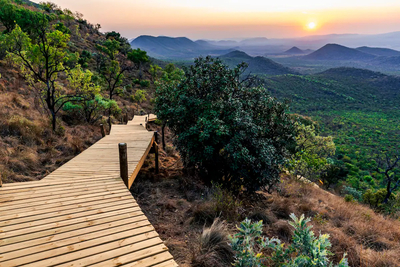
[33,0,400,40]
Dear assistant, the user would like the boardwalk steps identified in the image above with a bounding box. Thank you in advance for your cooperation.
[0,115,178,266]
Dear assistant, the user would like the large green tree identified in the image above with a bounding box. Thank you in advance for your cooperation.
[288,117,336,183]
[3,24,77,131]
[96,38,131,126]
[156,57,296,192]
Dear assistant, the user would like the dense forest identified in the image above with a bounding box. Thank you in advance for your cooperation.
[261,68,400,211]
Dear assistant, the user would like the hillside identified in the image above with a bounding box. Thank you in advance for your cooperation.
[356,46,400,57]
[304,44,376,61]
[219,50,296,75]
[263,67,400,194]
[131,35,232,59]
[372,55,400,67]
[0,1,157,182]
[133,131,400,267]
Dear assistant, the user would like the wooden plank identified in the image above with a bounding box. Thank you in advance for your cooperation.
[0,202,140,234]
[0,213,148,248]
[0,226,157,266]
[0,191,131,218]
[0,221,152,262]
[152,259,180,267]
[0,184,125,207]
[0,196,136,226]
[128,136,154,189]
[120,251,174,267]
[22,235,162,267]
[0,178,122,196]
[87,244,170,267]
[0,189,129,213]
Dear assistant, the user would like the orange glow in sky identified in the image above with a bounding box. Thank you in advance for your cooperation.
[32,1,400,39]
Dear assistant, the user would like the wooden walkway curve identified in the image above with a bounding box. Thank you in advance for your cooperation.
[0,115,178,267]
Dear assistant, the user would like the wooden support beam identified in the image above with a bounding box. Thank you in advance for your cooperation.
[124,113,129,124]
[100,124,106,138]
[119,143,129,188]
[154,131,158,144]
[154,142,159,174]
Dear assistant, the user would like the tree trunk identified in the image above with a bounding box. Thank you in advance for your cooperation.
[383,179,392,204]
[51,111,56,132]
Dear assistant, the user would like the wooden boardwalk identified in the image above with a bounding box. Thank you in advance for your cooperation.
[0,115,178,266]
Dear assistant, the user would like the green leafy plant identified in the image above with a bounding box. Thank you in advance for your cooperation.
[156,56,296,192]
[229,214,349,267]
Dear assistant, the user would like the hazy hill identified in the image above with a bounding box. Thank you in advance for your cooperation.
[304,44,376,61]
[356,46,400,57]
[131,35,232,59]
[284,46,306,55]
[219,50,296,75]
[372,55,400,67]
[239,37,269,46]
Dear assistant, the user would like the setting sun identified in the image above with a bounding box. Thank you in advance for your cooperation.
[308,22,317,29]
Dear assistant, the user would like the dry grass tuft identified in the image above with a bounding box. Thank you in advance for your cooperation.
[192,218,234,267]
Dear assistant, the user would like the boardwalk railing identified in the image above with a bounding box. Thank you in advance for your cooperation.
[0,115,178,266]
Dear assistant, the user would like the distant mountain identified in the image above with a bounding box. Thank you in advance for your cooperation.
[372,56,400,67]
[220,50,253,61]
[304,44,376,61]
[356,46,400,57]
[203,40,239,47]
[130,35,232,59]
[284,46,305,55]
[264,67,400,114]
[219,50,296,76]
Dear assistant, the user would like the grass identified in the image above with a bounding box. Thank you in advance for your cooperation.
[131,127,400,266]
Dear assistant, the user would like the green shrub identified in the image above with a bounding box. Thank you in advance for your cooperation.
[155,56,296,192]
[229,214,349,267]
[342,186,362,201]
[139,80,150,88]
[362,189,392,208]
[344,194,354,202]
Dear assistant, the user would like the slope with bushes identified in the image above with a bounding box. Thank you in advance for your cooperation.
[0,0,170,182]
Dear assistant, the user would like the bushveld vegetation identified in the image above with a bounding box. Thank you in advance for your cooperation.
[0,0,175,181]
[2,1,400,267]
[260,69,400,215]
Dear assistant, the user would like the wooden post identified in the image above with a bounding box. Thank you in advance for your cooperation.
[154,131,158,144]
[100,124,106,137]
[124,113,128,124]
[154,142,159,174]
[119,143,129,188]
[0,176,2,187]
